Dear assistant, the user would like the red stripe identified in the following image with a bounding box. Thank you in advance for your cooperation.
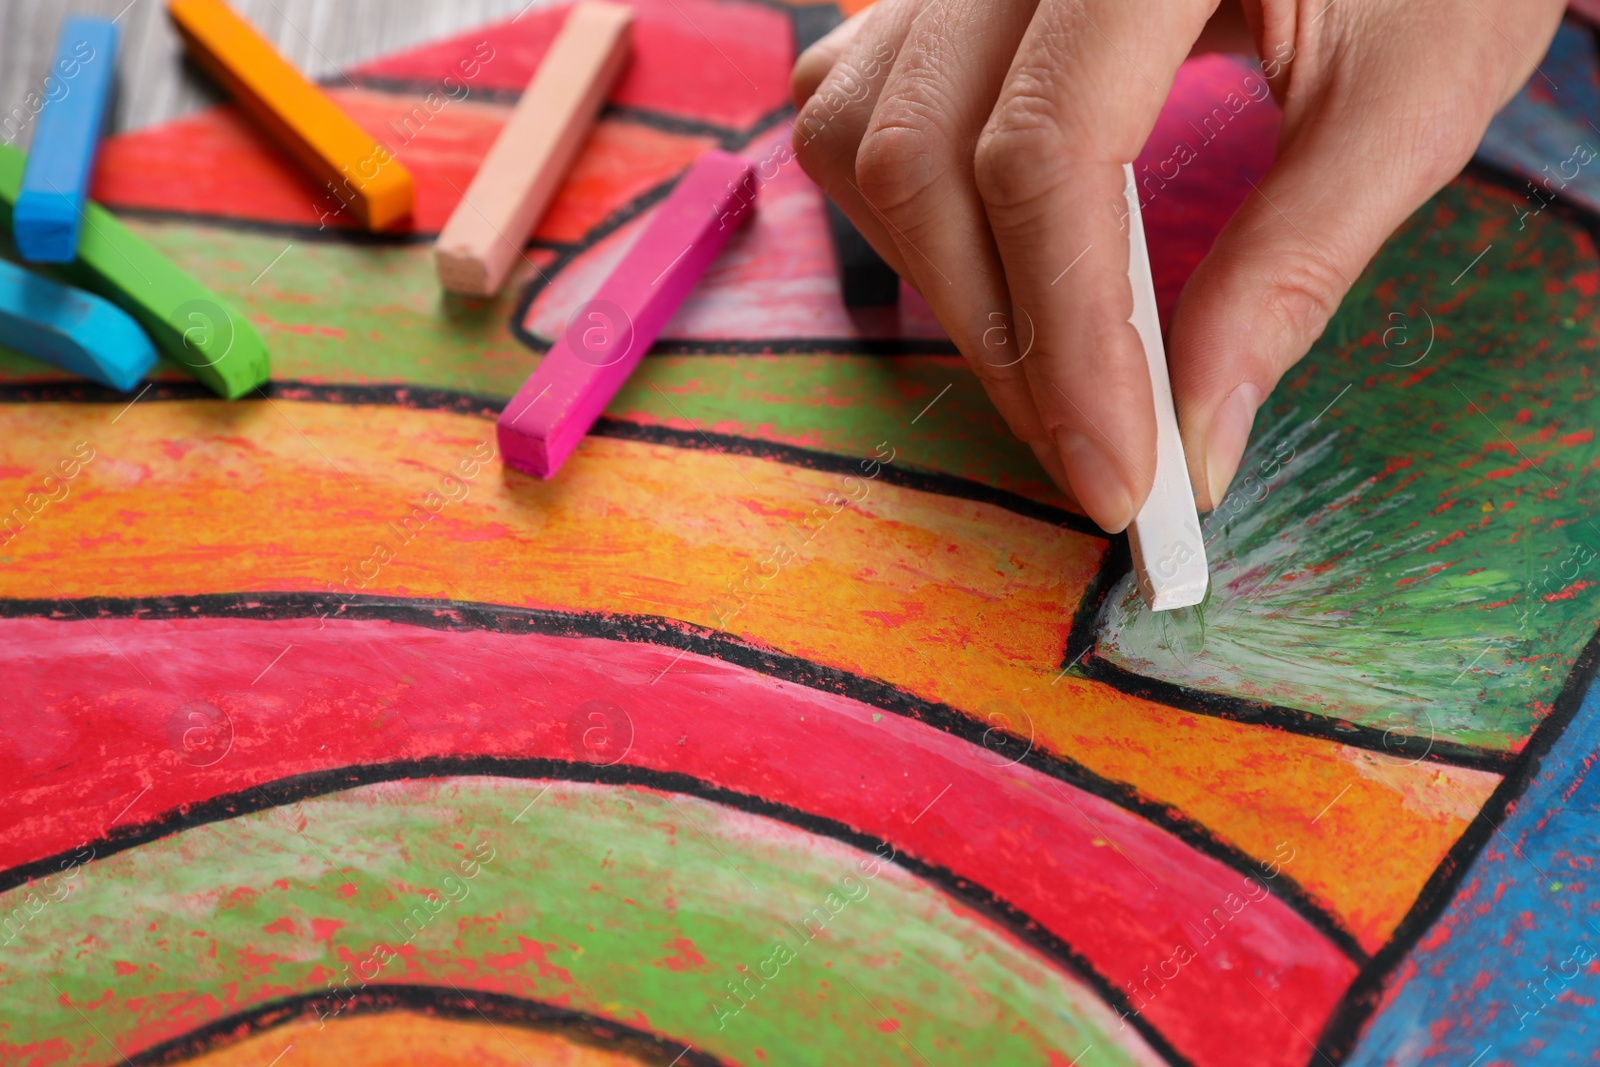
[347,0,793,129]
[90,91,713,238]
[2,613,1355,1067]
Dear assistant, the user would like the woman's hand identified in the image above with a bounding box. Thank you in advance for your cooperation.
[791,0,1565,532]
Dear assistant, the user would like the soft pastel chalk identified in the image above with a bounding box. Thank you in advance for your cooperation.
[0,258,156,392]
[0,141,271,399]
[167,0,414,230]
[1122,162,1208,611]
[498,150,756,477]
[824,198,899,308]
[13,18,118,263]
[436,0,633,296]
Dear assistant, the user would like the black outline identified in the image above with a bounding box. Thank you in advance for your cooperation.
[121,985,732,1067]
[1080,654,1514,774]
[0,380,1090,534]
[21,13,1564,1066]
[620,337,960,356]
[1063,537,1132,675]
[1300,162,1600,1062]
[46,160,1560,780]
[98,98,788,247]
[1313,625,1600,1062]
[348,78,765,147]
[0,590,1363,967]
[1063,535,1514,773]
[592,418,1097,534]
[6,759,1195,1067]
[17,58,1592,1067]
[505,172,700,347]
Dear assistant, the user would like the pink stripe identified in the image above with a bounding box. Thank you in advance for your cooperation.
[498,150,754,476]
[1,613,1355,1067]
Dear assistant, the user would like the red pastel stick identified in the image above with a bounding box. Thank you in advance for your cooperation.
[497,150,756,478]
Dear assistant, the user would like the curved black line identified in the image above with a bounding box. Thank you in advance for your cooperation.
[1063,536,1131,676]
[0,379,1092,535]
[1066,533,1511,772]
[122,984,732,1067]
[0,589,1364,965]
[8,759,1194,1067]
[628,337,962,355]
[100,99,788,248]
[497,102,961,360]
[1305,153,1600,1065]
[1049,165,1549,778]
[104,204,444,245]
[1313,624,1600,1063]
[591,419,1098,535]
[344,78,756,144]
[1077,655,1514,774]
[0,379,512,414]
[6,366,1510,774]
[506,171,681,346]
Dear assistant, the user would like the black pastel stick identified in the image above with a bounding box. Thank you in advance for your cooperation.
[826,199,900,307]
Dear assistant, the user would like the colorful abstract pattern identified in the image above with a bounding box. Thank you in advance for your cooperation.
[2,4,1600,1066]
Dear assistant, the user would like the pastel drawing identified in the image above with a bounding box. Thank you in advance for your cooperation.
[3,5,1600,1067]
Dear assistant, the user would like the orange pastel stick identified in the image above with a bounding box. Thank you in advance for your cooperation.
[167,0,414,230]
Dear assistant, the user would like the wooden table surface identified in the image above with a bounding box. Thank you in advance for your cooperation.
[0,0,540,144]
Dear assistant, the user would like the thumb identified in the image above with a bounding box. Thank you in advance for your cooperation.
[1168,4,1556,510]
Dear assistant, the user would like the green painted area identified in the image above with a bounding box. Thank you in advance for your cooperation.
[610,355,1060,502]
[1100,174,1600,751]
[0,144,269,399]
[0,217,1060,504]
[0,778,1156,1067]
[132,220,537,394]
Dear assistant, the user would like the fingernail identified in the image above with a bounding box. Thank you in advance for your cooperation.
[1206,383,1262,507]
[1055,430,1135,533]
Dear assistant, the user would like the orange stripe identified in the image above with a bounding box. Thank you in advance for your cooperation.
[0,399,1495,948]
[171,1011,651,1067]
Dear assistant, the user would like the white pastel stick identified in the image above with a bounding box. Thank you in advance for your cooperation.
[1122,162,1208,611]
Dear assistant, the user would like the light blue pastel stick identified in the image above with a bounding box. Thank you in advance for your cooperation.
[0,257,156,391]
[13,17,119,263]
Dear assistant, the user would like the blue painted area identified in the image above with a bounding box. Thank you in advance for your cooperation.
[0,257,154,391]
[13,18,118,264]
[1475,18,1600,220]
[1537,17,1600,120]
[1345,673,1600,1065]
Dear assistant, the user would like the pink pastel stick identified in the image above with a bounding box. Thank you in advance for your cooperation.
[497,149,756,477]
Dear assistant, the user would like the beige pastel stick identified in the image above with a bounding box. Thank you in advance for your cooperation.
[1122,162,1208,611]
[435,0,633,295]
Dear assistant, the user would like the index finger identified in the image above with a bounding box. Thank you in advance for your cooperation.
[974,0,1212,532]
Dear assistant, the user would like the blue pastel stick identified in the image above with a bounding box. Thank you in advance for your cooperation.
[0,258,156,391]
[13,18,119,263]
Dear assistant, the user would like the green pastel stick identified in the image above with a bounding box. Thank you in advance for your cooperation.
[0,141,269,398]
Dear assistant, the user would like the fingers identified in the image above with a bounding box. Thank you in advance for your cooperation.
[975,0,1212,531]
[1169,0,1566,511]
[847,0,1056,447]
[791,0,923,283]
[791,12,862,107]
